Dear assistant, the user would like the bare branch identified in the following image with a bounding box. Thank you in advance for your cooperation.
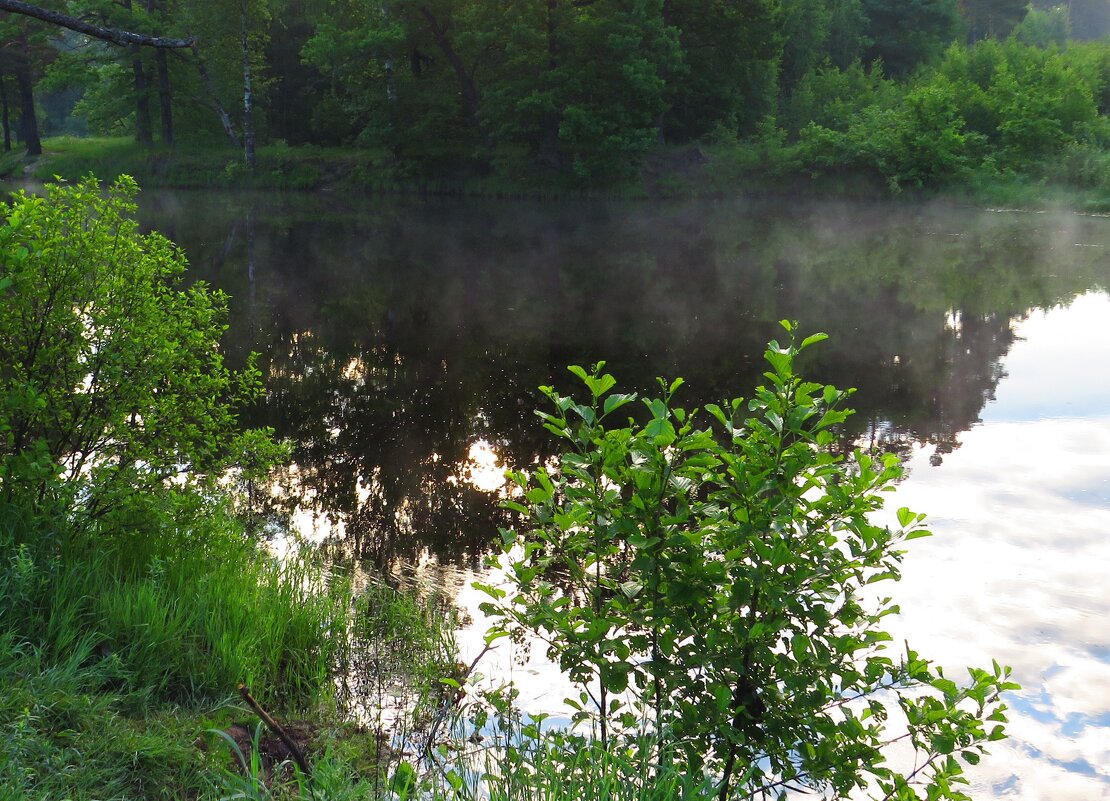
[0,0,194,48]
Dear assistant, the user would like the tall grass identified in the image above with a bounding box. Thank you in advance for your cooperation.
[0,496,349,708]
[0,493,476,800]
[12,136,384,191]
[195,720,720,801]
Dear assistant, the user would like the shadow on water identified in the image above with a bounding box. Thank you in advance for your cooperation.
[137,191,1110,571]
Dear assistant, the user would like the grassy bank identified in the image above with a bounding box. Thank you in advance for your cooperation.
[0,136,388,192]
[0,178,459,800]
[0,509,454,800]
[3,135,1108,211]
[0,136,646,198]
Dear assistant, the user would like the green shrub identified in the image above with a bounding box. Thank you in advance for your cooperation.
[0,176,279,530]
[0,177,347,708]
[786,39,1110,193]
[480,324,1017,799]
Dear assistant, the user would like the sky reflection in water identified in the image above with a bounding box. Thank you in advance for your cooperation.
[870,293,1110,799]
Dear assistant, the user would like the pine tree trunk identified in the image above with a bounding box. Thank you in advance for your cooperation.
[147,0,172,145]
[121,0,152,145]
[131,48,153,145]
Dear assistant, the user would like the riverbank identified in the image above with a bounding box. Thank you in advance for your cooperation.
[3,135,1107,211]
[0,178,456,800]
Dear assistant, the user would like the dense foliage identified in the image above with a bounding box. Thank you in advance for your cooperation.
[480,325,1017,799]
[778,38,1110,191]
[0,177,273,519]
[0,178,348,794]
[1,0,1108,189]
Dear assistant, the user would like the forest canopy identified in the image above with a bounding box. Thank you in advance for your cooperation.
[1,0,1108,187]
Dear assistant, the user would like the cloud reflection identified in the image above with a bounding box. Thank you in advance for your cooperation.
[882,294,1110,799]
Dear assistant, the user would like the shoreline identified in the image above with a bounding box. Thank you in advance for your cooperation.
[2,136,1107,213]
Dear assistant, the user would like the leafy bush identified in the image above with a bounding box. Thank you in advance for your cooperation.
[0,177,348,709]
[787,39,1109,192]
[0,176,280,534]
[782,62,900,137]
[480,324,1017,799]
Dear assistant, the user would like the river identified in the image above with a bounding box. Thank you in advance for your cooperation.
[137,189,1108,799]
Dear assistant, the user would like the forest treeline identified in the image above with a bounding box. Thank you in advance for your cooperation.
[1,0,1109,190]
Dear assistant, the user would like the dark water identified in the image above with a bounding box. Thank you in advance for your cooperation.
[142,191,1105,559]
[135,190,1110,798]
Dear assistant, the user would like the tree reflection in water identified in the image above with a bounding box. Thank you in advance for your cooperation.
[138,191,1109,570]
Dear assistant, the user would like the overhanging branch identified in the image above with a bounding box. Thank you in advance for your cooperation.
[0,0,194,48]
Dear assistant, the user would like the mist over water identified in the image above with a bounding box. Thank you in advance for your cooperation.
[141,190,1109,798]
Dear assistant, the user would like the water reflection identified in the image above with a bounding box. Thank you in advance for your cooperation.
[880,294,1110,798]
[138,192,1108,569]
[132,190,1110,798]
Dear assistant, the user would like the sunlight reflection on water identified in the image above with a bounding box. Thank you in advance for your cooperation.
[184,188,1110,797]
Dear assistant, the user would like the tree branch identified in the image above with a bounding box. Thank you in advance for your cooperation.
[0,0,194,48]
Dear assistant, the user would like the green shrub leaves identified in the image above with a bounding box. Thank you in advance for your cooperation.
[480,323,1016,799]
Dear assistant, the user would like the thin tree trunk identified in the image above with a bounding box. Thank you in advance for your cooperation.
[190,45,240,148]
[0,68,11,152]
[131,48,153,144]
[240,0,256,170]
[416,6,480,121]
[13,43,40,156]
[246,206,256,305]
[155,48,172,144]
[416,5,492,159]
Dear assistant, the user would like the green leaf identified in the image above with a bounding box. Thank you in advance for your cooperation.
[932,734,956,754]
[603,392,637,416]
[484,629,512,645]
[525,488,550,504]
[585,373,617,398]
[472,582,507,600]
[645,417,676,447]
[601,662,631,693]
[619,580,643,598]
[932,677,959,698]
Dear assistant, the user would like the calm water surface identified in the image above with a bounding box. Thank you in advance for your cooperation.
[140,190,1109,799]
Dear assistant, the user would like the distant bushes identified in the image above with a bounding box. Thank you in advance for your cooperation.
[777,39,1110,192]
[11,37,1110,201]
